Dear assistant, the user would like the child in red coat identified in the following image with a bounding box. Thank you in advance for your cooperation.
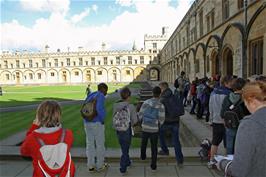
[20,100,75,177]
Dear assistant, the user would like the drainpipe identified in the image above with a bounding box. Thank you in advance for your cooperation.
[203,47,207,77]
[243,0,248,78]
[244,0,247,28]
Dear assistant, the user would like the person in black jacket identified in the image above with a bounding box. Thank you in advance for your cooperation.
[217,81,266,177]
[220,78,250,154]
[158,82,184,165]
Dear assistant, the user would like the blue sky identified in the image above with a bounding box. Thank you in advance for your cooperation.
[1,0,192,52]
[1,0,137,27]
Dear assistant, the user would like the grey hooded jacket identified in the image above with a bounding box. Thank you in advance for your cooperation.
[219,107,266,177]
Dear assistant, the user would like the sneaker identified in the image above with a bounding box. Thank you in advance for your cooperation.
[177,162,184,168]
[151,168,157,172]
[89,167,96,172]
[141,156,146,160]
[97,163,109,172]
[127,160,133,168]
[207,160,216,169]
[158,150,169,156]
[121,171,128,176]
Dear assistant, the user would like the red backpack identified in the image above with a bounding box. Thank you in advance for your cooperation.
[190,84,197,96]
[35,129,74,177]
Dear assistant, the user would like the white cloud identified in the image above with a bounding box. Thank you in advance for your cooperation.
[20,0,70,14]
[92,4,98,13]
[1,0,191,52]
[71,8,90,24]
[115,0,134,7]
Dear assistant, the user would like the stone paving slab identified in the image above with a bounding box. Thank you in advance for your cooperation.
[16,165,33,177]
[0,160,31,177]
[0,160,222,177]
[178,165,213,177]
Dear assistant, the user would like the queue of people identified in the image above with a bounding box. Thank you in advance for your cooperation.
[20,73,266,177]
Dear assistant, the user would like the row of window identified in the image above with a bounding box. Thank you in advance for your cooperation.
[5,69,134,81]
[1,56,146,69]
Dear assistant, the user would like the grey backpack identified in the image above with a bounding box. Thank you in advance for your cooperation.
[113,105,131,131]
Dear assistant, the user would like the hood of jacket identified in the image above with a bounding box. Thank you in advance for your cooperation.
[161,88,173,98]
[213,86,231,96]
[144,98,162,109]
[113,101,129,111]
[229,92,241,104]
[34,124,62,134]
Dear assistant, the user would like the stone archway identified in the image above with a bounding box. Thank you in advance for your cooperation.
[108,67,121,82]
[211,50,219,76]
[222,47,233,76]
[83,68,95,83]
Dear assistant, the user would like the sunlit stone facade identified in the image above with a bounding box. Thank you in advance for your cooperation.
[160,0,266,82]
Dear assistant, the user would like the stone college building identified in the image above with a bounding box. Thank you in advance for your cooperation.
[1,0,265,85]
[160,0,266,82]
[0,28,168,85]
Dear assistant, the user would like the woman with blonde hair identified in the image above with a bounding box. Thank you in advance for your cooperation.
[21,100,75,177]
[217,81,266,177]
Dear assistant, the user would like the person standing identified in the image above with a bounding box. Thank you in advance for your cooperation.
[217,81,266,177]
[208,76,232,167]
[220,78,250,154]
[138,86,165,171]
[85,84,91,96]
[174,71,186,95]
[20,100,75,177]
[83,83,108,172]
[189,80,197,114]
[112,87,138,175]
[196,79,206,119]
[158,82,184,165]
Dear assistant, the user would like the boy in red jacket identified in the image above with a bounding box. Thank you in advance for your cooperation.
[20,100,75,177]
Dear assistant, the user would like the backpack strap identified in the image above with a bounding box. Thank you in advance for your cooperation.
[84,92,99,104]
[60,129,66,143]
[37,138,46,147]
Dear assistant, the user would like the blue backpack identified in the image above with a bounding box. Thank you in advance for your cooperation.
[142,105,159,129]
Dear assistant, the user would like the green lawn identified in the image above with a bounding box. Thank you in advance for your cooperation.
[0,91,141,148]
[0,82,141,107]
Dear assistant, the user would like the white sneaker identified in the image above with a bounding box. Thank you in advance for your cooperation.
[207,160,216,169]
[151,168,157,172]
[97,163,109,172]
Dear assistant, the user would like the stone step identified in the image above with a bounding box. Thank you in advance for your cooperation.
[0,146,200,162]
[139,90,152,93]
[0,131,26,146]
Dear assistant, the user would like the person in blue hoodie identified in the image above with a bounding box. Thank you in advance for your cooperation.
[208,76,232,168]
[83,83,108,172]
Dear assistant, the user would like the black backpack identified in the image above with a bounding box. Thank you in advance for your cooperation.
[223,98,244,129]
[163,90,184,122]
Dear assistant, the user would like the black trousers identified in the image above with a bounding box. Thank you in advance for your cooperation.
[141,132,158,170]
